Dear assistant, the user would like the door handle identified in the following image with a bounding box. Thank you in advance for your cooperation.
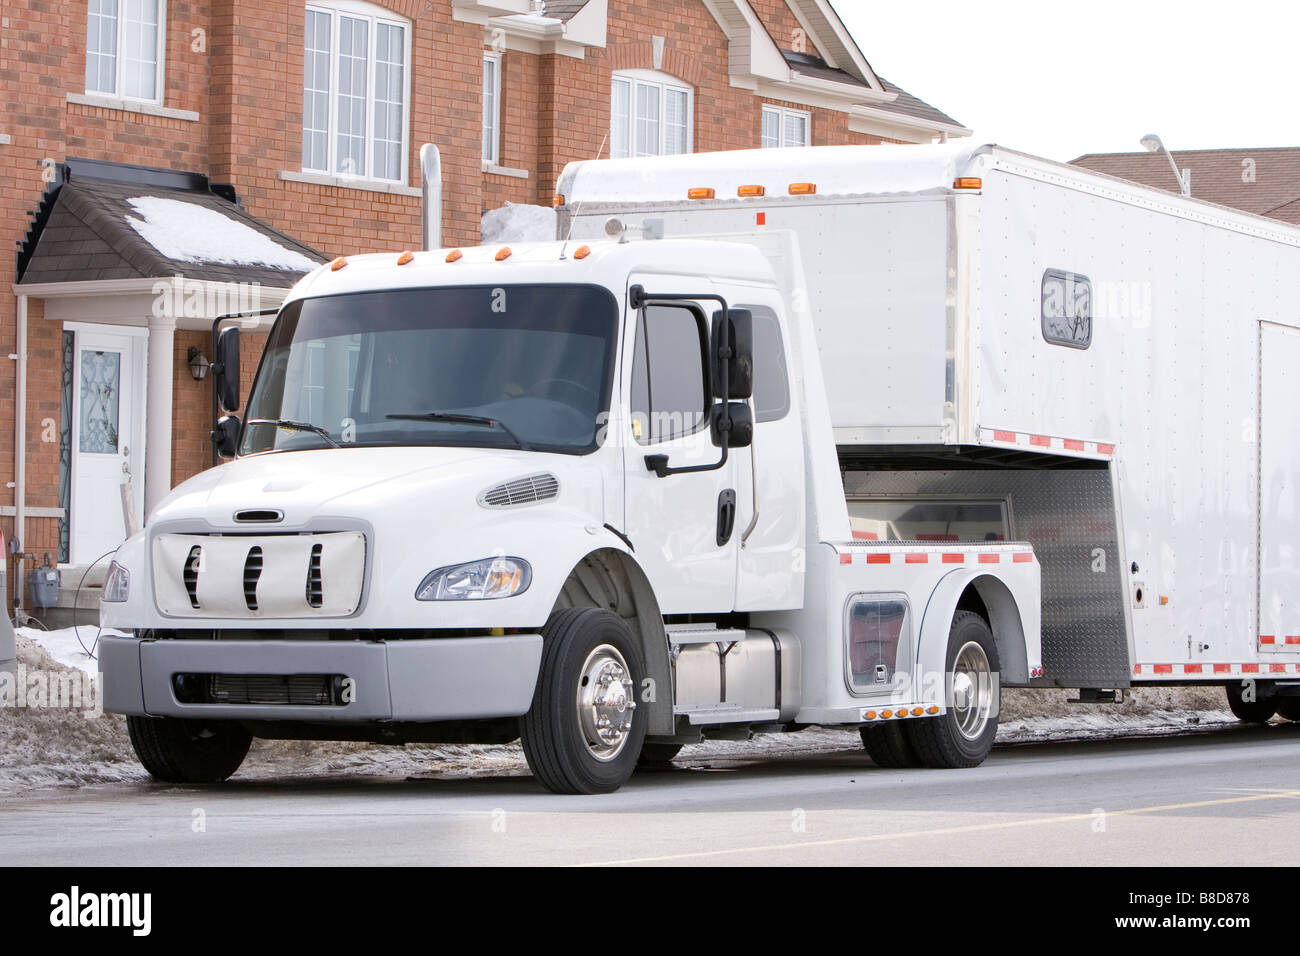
[717,489,737,546]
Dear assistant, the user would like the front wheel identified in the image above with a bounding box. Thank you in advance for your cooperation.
[126,716,252,783]
[520,607,647,794]
[906,611,1000,769]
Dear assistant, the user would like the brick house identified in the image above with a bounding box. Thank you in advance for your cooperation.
[0,0,964,612]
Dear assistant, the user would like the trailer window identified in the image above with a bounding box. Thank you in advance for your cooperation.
[740,305,790,423]
[847,499,1009,543]
[1041,269,1092,349]
[630,304,710,444]
[845,594,912,693]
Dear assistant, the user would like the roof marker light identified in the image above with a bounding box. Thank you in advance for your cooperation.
[552,194,565,207]
[329,256,348,271]
[445,249,463,263]
[737,184,766,197]
[954,177,983,190]
[396,250,414,265]
[687,187,715,200]
[788,182,817,195]
[495,246,512,261]
[573,245,591,260]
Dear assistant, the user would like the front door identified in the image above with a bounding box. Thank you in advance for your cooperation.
[70,324,146,565]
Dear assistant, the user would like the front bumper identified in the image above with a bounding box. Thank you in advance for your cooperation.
[99,633,543,722]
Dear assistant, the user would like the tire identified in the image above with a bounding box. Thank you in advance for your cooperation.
[1226,681,1277,723]
[637,743,683,767]
[860,721,920,768]
[126,716,252,783]
[905,611,1000,769]
[520,607,647,794]
[1275,698,1300,722]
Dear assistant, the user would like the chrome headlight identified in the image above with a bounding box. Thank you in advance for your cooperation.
[102,561,130,603]
[416,557,532,601]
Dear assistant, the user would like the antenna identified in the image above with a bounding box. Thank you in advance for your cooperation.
[559,133,608,259]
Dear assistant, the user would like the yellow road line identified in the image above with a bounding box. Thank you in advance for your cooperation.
[576,788,1300,866]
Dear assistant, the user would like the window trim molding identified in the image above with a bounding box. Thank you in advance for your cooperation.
[611,69,694,159]
[85,0,168,106]
[482,50,502,166]
[277,168,421,197]
[66,91,198,122]
[303,0,412,187]
[761,104,811,148]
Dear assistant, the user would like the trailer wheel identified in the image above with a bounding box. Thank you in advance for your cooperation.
[1275,698,1300,722]
[906,611,1000,769]
[126,716,252,783]
[520,607,646,794]
[859,722,920,768]
[1225,682,1276,723]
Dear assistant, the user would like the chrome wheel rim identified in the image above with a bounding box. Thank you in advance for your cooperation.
[950,641,993,740]
[576,644,636,761]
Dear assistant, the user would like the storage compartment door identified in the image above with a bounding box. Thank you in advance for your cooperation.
[1259,322,1300,654]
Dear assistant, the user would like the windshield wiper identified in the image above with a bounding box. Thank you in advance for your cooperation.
[385,411,532,451]
[246,418,340,448]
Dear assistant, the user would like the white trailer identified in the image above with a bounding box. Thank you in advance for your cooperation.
[98,143,1300,793]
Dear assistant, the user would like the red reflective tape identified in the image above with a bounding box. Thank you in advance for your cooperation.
[1243,663,1259,673]
[1184,664,1203,674]
[1097,443,1115,455]
[1029,434,1051,447]
[1286,635,1300,645]
[852,530,879,540]
[978,553,1000,564]
[1153,664,1173,674]
[1270,663,1288,673]
[1260,635,1276,645]
[1063,438,1085,451]
[1013,552,1033,563]
[866,553,891,565]
[905,553,929,564]
[756,212,766,226]
[1213,664,1231,673]
[839,554,853,565]
[942,553,964,563]
[1133,664,1142,675]
[993,430,1017,443]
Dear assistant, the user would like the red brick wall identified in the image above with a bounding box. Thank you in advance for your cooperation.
[748,0,823,58]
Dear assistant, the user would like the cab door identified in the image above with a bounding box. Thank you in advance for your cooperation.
[621,278,742,613]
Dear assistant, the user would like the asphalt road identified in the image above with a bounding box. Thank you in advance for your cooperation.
[4,722,1300,866]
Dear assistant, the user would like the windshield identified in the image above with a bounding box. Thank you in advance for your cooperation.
[240,284,618,455]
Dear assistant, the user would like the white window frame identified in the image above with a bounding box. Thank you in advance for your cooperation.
[482,51,501,165]
[611,70,693,159]
[303,0,411,186]
[85,0,167,105]
[762,105,811,148]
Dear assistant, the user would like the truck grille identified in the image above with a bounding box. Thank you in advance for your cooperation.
[479,473,559,507]
[174,673,342,706]
[243,547,263,610]
[183,546,202,609]
[306,544,323,608]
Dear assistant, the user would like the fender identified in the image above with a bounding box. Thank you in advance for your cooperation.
[913,567,1039,708]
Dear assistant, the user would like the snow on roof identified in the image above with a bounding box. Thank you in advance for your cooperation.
[482,202,558,243]
[124,196,320,272]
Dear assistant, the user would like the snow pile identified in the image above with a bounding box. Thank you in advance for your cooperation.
[125,196,319,271]
[17,625,127,678]
[481,202,557,243]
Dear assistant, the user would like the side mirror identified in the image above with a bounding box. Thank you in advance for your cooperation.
[214,325,241,412]
[710,401,753,449]
[211,415,241,459]
[711,308,753,400]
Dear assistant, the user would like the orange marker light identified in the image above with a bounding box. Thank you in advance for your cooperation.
[687,187,715,200]
[788,182,817,195]
[954,177,983,190]
[396,250,414,265]
[445,249,463,263]
[927,705,940,715]
[552,194,565,208]
[911,707,924,716]
[737,184,766,197]
[573,245,591,260]
[865,711,878,720]
[881,709,894,719]
[329,256,348,271]
[495,246,512,261]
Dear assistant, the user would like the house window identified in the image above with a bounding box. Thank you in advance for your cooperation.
[85,0,165,102]
[611,71,692,159]
[303,1,410,183]
[483,52,501,165]
[762,105,811,148]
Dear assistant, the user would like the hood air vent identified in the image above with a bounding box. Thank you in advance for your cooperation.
[478,473,560,508]
[234,509,284,523]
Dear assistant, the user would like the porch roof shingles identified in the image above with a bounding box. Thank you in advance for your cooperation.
[19,178,326,287]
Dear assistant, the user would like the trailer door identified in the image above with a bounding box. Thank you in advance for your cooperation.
[1258,321,1300,654]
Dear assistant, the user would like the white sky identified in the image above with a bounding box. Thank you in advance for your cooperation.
[832,0,1300,162]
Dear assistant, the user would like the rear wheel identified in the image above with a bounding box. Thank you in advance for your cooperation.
[906,611,1000,769]
[637,743,683,767]
[1225,682,1276,723]
[1275,698,1300,722]
[520,607,646,794]
[126,716,252,783]
[859,721,920,768]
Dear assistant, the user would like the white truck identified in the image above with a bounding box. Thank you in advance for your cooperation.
[100,142,1300,793]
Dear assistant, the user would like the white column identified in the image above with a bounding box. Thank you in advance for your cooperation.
[144,313,176,518]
